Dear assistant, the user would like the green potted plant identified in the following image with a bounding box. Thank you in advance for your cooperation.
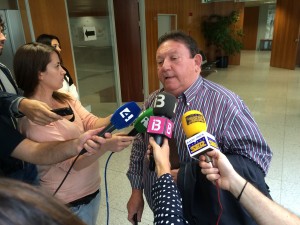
[202,11,243,68]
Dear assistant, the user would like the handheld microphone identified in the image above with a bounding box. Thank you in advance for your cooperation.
[181,110,219,162]
[80,101,141,155]
[147,92,177,170]
[127,108,154,136]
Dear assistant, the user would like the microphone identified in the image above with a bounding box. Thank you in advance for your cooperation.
[80,101,141,155]
[147,116,174,141]
[181,110,219,162]
[127,108,154,136]
[147,92,177,170]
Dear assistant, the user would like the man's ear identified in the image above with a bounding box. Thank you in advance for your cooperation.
[194,53,202,67]
[194,54,202,73]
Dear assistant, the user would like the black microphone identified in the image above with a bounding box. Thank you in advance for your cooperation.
[79,102,141,155]
[147,92,177,170]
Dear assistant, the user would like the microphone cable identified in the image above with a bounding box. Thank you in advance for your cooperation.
[52,150,116,225]
[53,151,82,196]
[215,181,223,225]
[104,151,115,225]
[208,161,223,225]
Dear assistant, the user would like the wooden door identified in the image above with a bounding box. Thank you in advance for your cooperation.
[243,6,259,50]
[113,0,144,102]
[24,0,76,82]
[270,0,300,69]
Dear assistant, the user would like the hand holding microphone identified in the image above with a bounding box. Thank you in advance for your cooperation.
[146,92,177,171]
[181,110,219,163]
[148,137,171,177]
[80,102,141,155]
[199,149,237,191]
[54,102,141,196]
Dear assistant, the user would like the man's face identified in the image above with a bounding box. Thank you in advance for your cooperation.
[0,25,6,56]
[156,40,202,97]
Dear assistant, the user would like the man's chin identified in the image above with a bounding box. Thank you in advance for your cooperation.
[162,87,179,97]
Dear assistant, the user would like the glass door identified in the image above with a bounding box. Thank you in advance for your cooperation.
[66,0,119,116]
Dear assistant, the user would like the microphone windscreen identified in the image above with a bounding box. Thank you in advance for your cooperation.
[182,110,207,138]
[110,102,141,129]
[153,92,177,119]
[134,108,154,133]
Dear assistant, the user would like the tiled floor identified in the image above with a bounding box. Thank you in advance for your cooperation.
[90,50,300,224]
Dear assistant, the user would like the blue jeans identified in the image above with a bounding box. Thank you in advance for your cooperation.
[70,190,101,225]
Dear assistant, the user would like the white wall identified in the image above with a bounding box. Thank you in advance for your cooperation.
[69,16,111,47]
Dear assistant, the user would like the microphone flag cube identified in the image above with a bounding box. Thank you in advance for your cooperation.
[147,116,174,139]
[185,131,219,160]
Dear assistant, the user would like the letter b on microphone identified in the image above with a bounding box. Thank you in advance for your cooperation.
[153,94,165,108]
[147,116,174,139]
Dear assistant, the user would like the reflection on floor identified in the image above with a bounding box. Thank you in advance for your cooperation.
[89,50,300,224]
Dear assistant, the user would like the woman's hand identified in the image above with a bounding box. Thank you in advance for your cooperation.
[101,132,135,153]
[147,137,171,177]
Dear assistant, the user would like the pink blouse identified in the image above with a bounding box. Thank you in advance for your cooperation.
[19,97,100,204]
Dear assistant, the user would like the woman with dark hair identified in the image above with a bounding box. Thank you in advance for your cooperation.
[0,178,86,225]
[14,42,134,225]
[36,34,79,99]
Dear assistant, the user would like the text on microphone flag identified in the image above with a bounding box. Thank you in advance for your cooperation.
[185,131,219,159]
[147,116,174,139]
[185,113,205,125]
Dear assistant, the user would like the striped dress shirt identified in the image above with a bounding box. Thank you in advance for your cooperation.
[127,76,273,210]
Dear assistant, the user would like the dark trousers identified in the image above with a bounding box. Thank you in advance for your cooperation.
[177,154,271,225]
[8,163,39,185]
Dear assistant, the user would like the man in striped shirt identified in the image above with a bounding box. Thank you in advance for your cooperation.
[127,31,273,225]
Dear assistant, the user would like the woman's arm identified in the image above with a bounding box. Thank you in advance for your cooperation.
[11,128,106,164]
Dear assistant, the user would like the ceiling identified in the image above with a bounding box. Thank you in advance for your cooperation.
[66,0,108,16]
[241,0,276,7]
[207,0,276,6]
[66,0,276,16]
